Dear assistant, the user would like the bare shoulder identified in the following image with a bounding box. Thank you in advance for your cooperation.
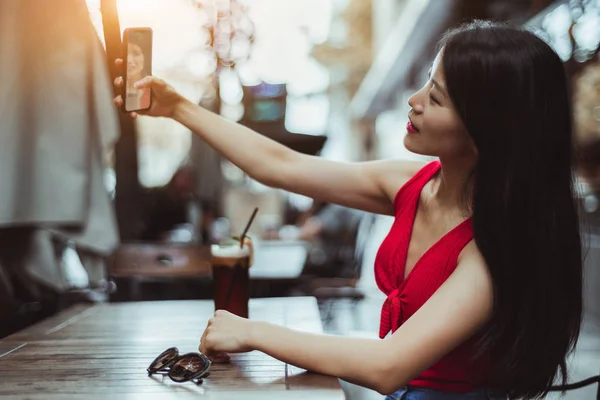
[456,240,493,291]
[458,240,486,266]
[372,159,428,204]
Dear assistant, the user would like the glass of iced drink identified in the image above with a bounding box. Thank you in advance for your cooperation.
[210,238,253,318]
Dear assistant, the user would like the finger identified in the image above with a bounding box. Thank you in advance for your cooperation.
[115,58,123,68]
[114,76,123,89]
[134,75,165,90]
[199,342,207,354]
[133,76,153,89]
[198,329,206,354]
[130,112,138,119]
[114,96,123,107]
[199,330,209,354]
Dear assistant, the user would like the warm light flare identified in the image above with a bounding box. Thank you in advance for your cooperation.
[85,0,335,186]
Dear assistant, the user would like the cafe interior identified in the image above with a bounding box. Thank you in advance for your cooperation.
[1,0,599,399]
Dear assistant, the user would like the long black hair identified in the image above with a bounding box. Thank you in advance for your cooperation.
[440,20,583,399]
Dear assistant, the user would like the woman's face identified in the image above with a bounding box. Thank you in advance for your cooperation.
[127,43,145,78]
[404,50,476,160]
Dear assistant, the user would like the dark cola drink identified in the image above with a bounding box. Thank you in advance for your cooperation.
[210,239,252,318]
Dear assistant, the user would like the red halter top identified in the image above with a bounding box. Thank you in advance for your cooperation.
[374,161,489,392]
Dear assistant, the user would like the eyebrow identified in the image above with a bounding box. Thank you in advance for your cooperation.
[431,78,448,99]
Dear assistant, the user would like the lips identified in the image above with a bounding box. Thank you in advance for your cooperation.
[406,120,419,134]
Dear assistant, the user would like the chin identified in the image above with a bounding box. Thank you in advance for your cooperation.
[403,133,419,153]
[403,134,434,157]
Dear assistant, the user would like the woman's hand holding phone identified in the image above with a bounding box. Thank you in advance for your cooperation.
[113,58,187,119]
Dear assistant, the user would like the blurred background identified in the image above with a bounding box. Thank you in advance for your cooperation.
[1,0,599,398]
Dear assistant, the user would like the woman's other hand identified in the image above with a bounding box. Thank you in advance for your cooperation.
[199,310,256,358]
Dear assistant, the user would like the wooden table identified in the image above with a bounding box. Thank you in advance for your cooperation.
[0,297,343,399]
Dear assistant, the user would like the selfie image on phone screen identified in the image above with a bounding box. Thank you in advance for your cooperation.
[124,28,152,112]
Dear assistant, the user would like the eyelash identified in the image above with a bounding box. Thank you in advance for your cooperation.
[426,82,440,105]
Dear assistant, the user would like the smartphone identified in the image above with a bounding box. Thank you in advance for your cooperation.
[122,27,152,112]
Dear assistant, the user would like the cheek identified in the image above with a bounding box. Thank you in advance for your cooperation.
[424,112,471,151]
[423,112,461,138]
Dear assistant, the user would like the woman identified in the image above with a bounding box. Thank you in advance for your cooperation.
[114,20,583,399]
[125,33,151,111]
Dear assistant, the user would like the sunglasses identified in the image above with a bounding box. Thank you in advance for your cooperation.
[147,347,211,385]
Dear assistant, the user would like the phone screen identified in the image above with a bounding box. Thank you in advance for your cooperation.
[123,28,152,112]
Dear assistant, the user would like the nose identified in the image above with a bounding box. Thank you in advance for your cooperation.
[407,89,424,114]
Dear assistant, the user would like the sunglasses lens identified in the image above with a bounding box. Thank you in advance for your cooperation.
[169,354,209,382]
[148,347,178,372]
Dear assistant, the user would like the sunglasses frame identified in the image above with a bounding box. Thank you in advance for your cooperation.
[147,347,212,384]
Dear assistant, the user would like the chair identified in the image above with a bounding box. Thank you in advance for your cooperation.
[296,212,375,299]
[549,373,600,399]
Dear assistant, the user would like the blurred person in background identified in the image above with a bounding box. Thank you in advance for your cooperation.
[140,165,217,244]
[280,200,367,279]
[141,166,197,242]
[114,20,582,400]
[0,0,119,336]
